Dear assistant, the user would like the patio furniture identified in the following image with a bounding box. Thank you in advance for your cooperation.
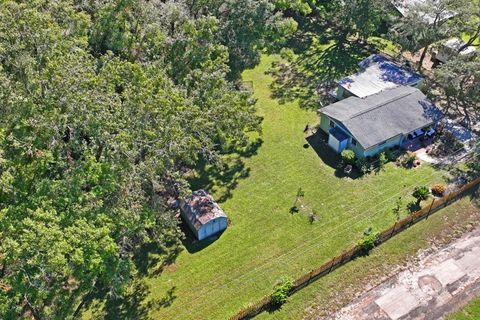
[414,128,424,137]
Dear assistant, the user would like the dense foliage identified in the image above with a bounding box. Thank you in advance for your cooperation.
[0,1,295,318]
[271,276,294,306]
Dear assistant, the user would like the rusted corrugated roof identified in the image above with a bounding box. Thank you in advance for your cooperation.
[180,190,227,231]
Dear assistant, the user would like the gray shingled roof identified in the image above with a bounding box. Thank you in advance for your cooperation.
[319,87,443,149]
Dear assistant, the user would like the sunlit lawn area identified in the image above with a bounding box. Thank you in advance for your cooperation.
[447,295,480,320]
[131,54,447,319]
[85,53,447,319]
[257,193,480,320]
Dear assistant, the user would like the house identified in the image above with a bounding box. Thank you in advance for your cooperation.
[334,54,424,100]
[319,86,443,158]
[180,190,228,241]
[434,38,477,64]
[389,0,456,23]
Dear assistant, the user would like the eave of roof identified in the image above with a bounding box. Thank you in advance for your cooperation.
[319,87,443,149]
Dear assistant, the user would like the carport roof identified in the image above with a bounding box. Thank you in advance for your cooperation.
[336,54,423,98]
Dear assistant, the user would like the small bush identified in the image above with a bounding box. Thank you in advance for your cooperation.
[431,183,447,196]
[413,186,430,205]
[378,152,388,170]
[355,157,371,174]
[357,230,380,255]
[405,151,417,166]
[385,149,397,161]
[271,276,294,306]
[341,149,356,165]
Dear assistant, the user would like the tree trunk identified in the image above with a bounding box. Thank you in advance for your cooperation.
[418,44,429,71]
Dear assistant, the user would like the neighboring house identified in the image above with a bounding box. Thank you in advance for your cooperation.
[180,190,228,241]
[434,38,477,64]
[390,0,455,23]
[319,86,443,158]
[334,54,424,100]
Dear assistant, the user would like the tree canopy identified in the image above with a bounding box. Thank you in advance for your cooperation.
[0,0,294,318]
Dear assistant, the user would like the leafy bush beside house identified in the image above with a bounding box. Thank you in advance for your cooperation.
[341,149,356,165]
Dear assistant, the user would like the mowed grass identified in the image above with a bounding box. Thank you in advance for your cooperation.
[256,194,480,320]
[447,295,480,320]
[130,55,446,320]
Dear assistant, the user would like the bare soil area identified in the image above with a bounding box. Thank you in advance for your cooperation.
[326,227,480,320]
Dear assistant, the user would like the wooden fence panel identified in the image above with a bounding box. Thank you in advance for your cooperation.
[230,177,480,320]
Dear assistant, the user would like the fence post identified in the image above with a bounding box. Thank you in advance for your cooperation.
[426,198,435,219]
[390,222,397,238]
[409,214,414,227]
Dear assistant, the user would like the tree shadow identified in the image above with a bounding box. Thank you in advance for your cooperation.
[132,238,183,277]
[267,36,371,110]
[190,138,262,203]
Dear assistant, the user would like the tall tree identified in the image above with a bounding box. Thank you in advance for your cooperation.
[390,0,455,70]
[0,0,262,318]
[432,53,480,128]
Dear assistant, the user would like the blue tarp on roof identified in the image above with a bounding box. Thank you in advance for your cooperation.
[336,54,424,98]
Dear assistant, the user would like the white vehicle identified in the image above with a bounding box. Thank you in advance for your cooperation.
[435,38,477,64]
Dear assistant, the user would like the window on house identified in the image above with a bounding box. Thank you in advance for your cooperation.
[351,138,357,146]
[329,120,336,128]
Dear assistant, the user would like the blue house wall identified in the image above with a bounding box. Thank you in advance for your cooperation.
[319,114,406,158]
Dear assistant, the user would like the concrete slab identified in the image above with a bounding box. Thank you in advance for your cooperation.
[375,286,419,320]
[430,259,466,286]
[456,247,480,274]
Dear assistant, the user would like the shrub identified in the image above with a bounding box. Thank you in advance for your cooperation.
[271,276,294,306]
[404,151,416,166]
[385,149,397,161]
[431,183,447,196]
[341,149,356,165]
[357,230,379,255]
[355,157,371,174]
[378,152,388,170]
[413,186,430,205]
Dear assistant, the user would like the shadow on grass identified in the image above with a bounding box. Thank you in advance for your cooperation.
[306,130,362,179]
[179,216,226,254]
[84,280,177,320]
[132,238,182,277]
[267,37,371,109]
[190,138,262,203]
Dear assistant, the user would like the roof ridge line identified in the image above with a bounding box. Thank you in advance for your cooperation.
[348,89,415,120]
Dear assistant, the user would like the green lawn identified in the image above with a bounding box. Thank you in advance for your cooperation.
[257,194,480,320]
[86,54,447,319]
[447,295,480,320]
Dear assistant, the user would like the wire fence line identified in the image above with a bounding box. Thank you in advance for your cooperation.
[229,176,480,320]
[167,170,443,319]
[167,171,442,320]
[170,165,439,298]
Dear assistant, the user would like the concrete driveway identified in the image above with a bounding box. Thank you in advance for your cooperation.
[328,228,480,320]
